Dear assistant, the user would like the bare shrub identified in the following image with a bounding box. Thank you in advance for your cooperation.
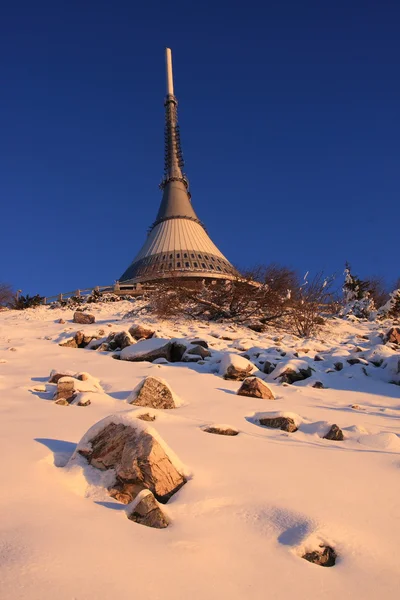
[367,276,389,308]
[289,272,335,337]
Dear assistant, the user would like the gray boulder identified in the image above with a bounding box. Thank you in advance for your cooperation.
[203,425,239,436]
[275,365,313,384]
[219,353,254,381]
[78,421,186,503]
[128,324,155,340]
[258,416,298,433]
[128,376,178,409]
[237,377,275,399]
[323,424,344,441]
[53,377,77,404]
[303,545,337,567]
[384,326,400,345]
[120,340,187,363]
[127,490,169,529]
[73,311,95,324]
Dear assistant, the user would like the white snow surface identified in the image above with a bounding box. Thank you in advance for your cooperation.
[0,301,400,599]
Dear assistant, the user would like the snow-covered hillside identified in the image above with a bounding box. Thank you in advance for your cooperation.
[0,302,399,599]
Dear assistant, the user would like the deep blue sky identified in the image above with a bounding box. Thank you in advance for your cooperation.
[1,0,399,297]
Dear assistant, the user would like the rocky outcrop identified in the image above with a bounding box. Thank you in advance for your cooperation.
[54,377,77,404]
[77,420,186,503]
[384,326,400,345]
[73,311,95,324]
[203,425,239,436]
[237,377,275,399]
[219,353,255,381]
[127,376,178,409]
[128,324,155,340]
[263,361,276,375]
[186,345,211,359]
[120,339,187,363]
[107,331,134,351]
[52,372,103,406]
[312,381,325,389]
[258,416,298,433]
[127,490,169,529]
[323,424,344,441]
[302,545,337,567]
[274,361,313,384]
[59,330,99,349]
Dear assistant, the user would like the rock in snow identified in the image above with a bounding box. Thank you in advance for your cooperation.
[73,311,95,324]
[202,425,239,436]
[384,326,400,345]
[126,489,169,528]
[323,424,344,441]
[219,353,255,381]
[237,377,275,399]
[128,324,155,340]
[127,376,180,409]
[120,338,187,363]
[302,545,337,567]
[258,416,298,433]
[76,417,186,504]
[273,359,313,384]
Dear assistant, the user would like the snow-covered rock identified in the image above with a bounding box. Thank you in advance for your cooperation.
[126,489,169,528]
[219,353,255,380]
[127,376,181,409]
[237,376,275,399]
[120,338,187,363]
[272,359,313,384]
[73,311,95,324]
[73,415,187,503]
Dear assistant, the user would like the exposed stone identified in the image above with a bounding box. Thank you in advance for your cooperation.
[334,362,343,371]
[136,413,156,422]
[107,331,134,350]
[120,340,187,364]
[384,326,400,345]
[220,354,254,381]
[59,337,78,348]
[81,422,186,503]
[258,416,298,433]
[323,424,344,441]
[127,490,169,529]
[49,369,75,383]
[59,330,98,349]
[347,358,361,365]
[109,481,144,504]
[97,329,106,336]
[58,318,65,324]
[73,311,95,324]
[54,377,77,404]
[237,377,275,399]
[189,339,208,349]
[128,324,155,340]
[187,344,211,359]
[55,398,70,406]
[314,355,324,362]
[263,360,276,375]
[276,366,313,384]
[312,381,325,389]
[128,376,178,409]
[203,425,239,436]
[302,545,337,567]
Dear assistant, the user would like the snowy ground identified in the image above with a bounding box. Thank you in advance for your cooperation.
[0,301,399,599]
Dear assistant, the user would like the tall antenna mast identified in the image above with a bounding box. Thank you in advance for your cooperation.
[160,47,188,193]
[165,47,174,96]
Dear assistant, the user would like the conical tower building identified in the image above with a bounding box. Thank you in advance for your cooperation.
[119,48,238,285]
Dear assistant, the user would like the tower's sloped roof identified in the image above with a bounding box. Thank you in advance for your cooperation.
[119,49,237,284]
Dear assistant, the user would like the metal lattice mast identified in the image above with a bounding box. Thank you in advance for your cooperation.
[160,48,189,192]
